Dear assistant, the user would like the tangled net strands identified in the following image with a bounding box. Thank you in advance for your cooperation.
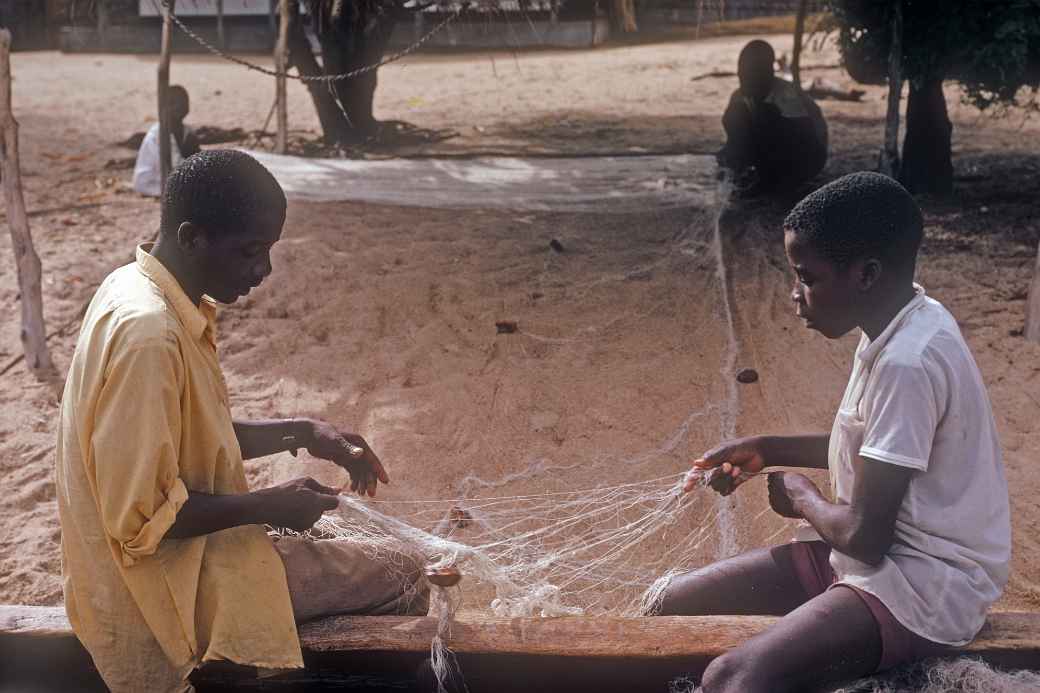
[297,177,783,690]
[300,177,1035,692]
[667,658,1040,693]
[829,657,1040,693]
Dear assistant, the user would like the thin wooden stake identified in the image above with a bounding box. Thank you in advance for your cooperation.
[1025,247,1040,342]
[790,0,808,91]
[216,0,225,49]
[0,30,55,381]
[275,0,290,154]
[878,0,903,178]
[158,0,175,191]
[96,0,109,47]
[612,0,637,33]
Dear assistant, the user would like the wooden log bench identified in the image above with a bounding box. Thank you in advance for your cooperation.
[2,606,1039,691]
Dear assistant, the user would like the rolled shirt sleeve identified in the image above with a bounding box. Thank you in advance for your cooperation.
[859,357,944,471]
[91,334,187,567]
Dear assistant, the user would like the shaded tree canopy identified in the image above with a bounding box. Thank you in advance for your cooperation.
[826,0,1040,194]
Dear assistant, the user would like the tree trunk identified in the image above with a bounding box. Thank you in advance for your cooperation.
[295,1,398,146]
[286,9,349,145]
[790,0,808,91]
[899,78,953,195]
[96,0,109,47]
[612,0,637,33]
[0,30,55,381]
[320,3,397,143]
[878,0,902,179]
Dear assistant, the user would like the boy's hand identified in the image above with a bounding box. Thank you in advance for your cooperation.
[302,420,390,497]
[255,477,339,531]
[684,436,767,495]
[767,471,817,519]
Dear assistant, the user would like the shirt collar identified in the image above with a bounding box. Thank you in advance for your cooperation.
[135,244,218,345]
[857,283,927,365]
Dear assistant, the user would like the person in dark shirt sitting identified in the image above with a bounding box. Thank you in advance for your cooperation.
[716,40,828,197]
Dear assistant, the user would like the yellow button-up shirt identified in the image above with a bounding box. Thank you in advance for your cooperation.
[56,245,302,692]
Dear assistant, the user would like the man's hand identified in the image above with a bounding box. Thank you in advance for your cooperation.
[303,420,390,497]
[767,471,818,519]
[685,436,767,495]
[255,477,340,532]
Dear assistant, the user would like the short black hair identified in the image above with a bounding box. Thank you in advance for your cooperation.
[738,40,775,77]
[168,84,189,111]
[784,172,923,271]
[160,149,286,237]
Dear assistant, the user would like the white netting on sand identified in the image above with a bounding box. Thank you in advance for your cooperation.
[320,466,765,618]
[291,176,747,691]
[298,176,1031,693]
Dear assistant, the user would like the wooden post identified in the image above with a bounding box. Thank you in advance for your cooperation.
[96,0,109,48]
[158,0,175,192]
[275,0,290,154]
[216,0,225,49]
[612,0,637,33]
[878,0,903,178]
[1025,249,1040,341]
[790,0,808,91]
[0,30,55,380]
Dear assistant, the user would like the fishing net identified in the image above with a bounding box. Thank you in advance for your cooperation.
[830,657,1040,693]
[293,176,784,691]
[296,174,1024,693]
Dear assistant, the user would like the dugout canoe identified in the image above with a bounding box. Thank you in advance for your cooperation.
[2,605,1039,692]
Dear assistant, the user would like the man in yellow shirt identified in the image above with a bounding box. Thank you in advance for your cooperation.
[56,150,426,692]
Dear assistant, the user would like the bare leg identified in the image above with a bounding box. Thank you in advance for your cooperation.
[654,544,810,617]
[700,585,882,693]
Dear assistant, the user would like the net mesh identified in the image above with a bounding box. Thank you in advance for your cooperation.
[297,177,1028,693]
[294,177,780,691]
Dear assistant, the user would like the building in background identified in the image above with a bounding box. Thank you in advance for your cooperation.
[0,0,820,53]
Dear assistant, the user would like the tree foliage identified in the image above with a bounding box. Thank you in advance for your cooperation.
[825,1,1040,194]
[828,0,1040,110]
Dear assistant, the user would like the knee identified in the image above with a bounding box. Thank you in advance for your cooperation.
[649,572,714,616]
[700,652,741,693]
[701,651,765,693]
[653,582,683,616]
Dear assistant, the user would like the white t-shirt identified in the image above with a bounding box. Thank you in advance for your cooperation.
[801,285,1010,645]
[132,123,188,197]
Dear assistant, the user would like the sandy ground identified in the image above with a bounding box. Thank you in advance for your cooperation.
[2,32,1040,625]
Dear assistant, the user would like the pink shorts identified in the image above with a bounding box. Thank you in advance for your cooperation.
[790,540,949,672]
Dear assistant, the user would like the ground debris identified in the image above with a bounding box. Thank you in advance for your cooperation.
[448,507,473,529]
[495,320,518,334]
[736,367,759,384]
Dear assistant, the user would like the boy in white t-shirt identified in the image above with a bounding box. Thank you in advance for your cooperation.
[653,172,1011,692]
[133,85,200,197]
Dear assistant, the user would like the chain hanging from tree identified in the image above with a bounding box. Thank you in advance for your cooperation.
[159,0,463,84]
